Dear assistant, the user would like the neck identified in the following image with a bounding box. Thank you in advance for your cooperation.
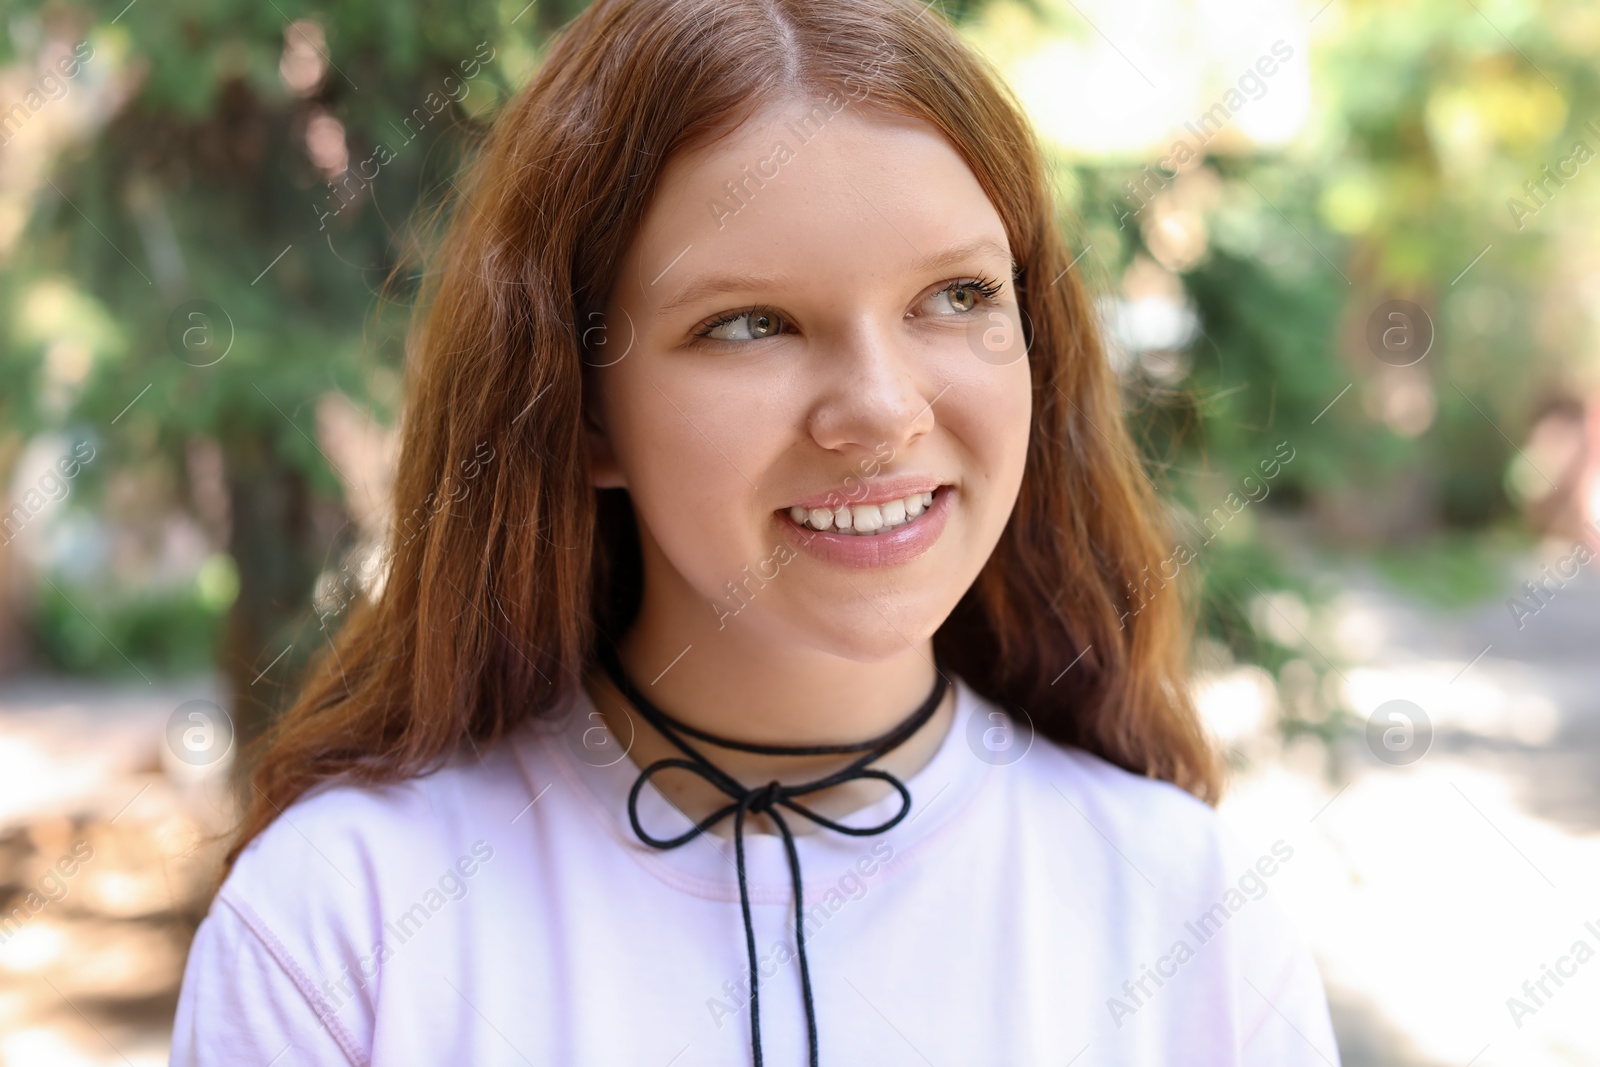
[584,603,953,838]
[615,598,940,746]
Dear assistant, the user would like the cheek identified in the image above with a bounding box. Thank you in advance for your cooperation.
[952,358,1033,484]
[999,361,1034,452]
[603,362,786,582]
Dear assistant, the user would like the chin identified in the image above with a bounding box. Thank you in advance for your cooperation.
[765,595,955,663]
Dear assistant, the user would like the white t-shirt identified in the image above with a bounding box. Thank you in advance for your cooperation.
[171,674,1341,1066]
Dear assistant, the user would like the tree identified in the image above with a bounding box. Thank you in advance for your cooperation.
[1,0,594,773]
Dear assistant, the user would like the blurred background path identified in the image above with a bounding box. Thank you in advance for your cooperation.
[1222,556,1600,1067]
[0,676,228,1067]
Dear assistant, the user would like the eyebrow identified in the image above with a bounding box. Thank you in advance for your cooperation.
[654,234,1017,316]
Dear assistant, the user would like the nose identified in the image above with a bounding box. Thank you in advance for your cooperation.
[805,321,937,456]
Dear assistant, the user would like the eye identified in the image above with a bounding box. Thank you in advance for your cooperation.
[925,275,1005,316]
[693,306,790,343]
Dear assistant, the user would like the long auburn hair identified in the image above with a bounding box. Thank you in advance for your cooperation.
[225,0,1221,878]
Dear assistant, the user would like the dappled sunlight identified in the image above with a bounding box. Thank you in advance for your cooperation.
[0,679,232,1067]
[1221,667,1600,1066]
[1343,661,1562,746]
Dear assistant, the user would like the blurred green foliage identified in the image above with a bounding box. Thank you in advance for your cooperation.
[33,576,227,676]
[2,0,1596,710]
[1028,0,1600,668]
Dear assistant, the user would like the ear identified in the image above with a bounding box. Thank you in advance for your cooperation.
[583,378,628,490]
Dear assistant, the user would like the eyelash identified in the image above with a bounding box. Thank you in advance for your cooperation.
[691,275,1007,341]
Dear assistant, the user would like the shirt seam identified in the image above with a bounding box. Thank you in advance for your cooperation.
[219,889,370,1067]
[1238,942,1310,1051]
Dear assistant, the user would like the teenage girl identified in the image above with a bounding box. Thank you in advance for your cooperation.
[172,0,1341,1063]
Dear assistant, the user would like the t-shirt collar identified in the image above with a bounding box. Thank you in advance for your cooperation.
[519,670,995,901]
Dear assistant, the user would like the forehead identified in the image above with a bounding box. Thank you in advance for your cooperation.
[621,99,1012,302]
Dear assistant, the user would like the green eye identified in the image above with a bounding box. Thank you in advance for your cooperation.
[932,277,1004,315]
[698,308,788,342]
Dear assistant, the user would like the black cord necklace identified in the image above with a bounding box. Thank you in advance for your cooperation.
[594,640,949,1067]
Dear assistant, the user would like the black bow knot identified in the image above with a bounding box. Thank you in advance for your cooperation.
[746,779,784,816]
[595,640,949,1067]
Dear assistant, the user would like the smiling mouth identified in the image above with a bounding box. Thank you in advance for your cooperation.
[780,487,946,536]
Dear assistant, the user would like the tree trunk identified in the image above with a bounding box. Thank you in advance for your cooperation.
[0,432,31,677]
[221,429,317,800]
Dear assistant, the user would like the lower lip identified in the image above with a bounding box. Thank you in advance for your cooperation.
[778,488,954,569]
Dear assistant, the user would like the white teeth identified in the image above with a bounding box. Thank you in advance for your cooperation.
[783,488,940,535]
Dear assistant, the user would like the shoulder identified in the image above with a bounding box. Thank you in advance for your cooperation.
[964,685,1306,921]
[965,690,1338,1060]
[226,737,528,910]
[1033,732,1216,832]
[1054,741,1219,832]
[203,737,534,1018]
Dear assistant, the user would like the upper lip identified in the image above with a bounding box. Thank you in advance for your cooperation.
[780,475,948,512]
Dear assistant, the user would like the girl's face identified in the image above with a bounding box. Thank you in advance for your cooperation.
[589,100,1033,661]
